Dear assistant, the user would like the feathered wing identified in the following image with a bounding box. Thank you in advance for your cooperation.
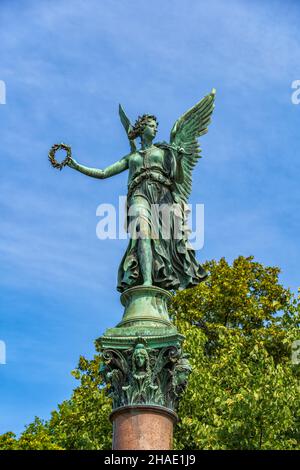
[119,104,137,153]
[170,89,216,203]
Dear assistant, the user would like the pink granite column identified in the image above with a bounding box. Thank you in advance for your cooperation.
[111,405,178,450]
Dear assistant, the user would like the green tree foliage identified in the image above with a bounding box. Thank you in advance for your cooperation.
[172,257,300,449]
[0,358,112,450]
[1,257,299,450]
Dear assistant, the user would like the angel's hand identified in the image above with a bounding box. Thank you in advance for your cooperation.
[67,157,78,169]
[176,147,186,160]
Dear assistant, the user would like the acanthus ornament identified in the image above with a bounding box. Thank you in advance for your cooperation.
[100,339,191,411]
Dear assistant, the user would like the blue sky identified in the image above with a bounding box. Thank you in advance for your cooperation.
[0,0,300,435]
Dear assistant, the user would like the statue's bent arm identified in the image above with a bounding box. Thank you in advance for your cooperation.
[71,155,129,179]
[174,156,184,184]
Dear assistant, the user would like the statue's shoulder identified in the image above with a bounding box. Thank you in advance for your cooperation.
[155,141,174,154]
[128,150,140,159]
[155,141,171,150]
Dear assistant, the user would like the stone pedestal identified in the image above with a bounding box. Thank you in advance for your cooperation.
[96,286,191,450]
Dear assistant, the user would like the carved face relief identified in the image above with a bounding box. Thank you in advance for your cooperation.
[132,344,149,376]
[135,350,146,369]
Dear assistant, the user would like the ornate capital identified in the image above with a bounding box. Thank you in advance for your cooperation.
[100,339,191,411]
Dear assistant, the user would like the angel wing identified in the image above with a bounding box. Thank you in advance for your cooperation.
[119,104,137,153]
[170,89,216,203]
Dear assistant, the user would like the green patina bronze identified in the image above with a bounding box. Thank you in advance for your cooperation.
[98,337,191,411]
[50,90,215,417]
[95,284,191,410]
[66,91,215,293]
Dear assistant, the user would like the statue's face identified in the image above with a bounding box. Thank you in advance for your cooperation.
[135,351,146,368]
[142,119,157,140]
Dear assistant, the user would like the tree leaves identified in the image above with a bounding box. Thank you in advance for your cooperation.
[172,256,300,450]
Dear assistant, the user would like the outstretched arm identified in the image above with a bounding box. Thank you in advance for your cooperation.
[67,154,129,179]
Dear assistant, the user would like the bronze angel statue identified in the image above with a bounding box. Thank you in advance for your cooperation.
[66,90,216,292]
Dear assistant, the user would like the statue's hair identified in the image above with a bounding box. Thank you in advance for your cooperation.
[128,114,158,140]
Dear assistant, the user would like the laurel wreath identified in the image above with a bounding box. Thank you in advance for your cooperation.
[48,143,72,170]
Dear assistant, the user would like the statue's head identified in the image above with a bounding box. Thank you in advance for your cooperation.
[129,114,158,142]
[132,343,149,371]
